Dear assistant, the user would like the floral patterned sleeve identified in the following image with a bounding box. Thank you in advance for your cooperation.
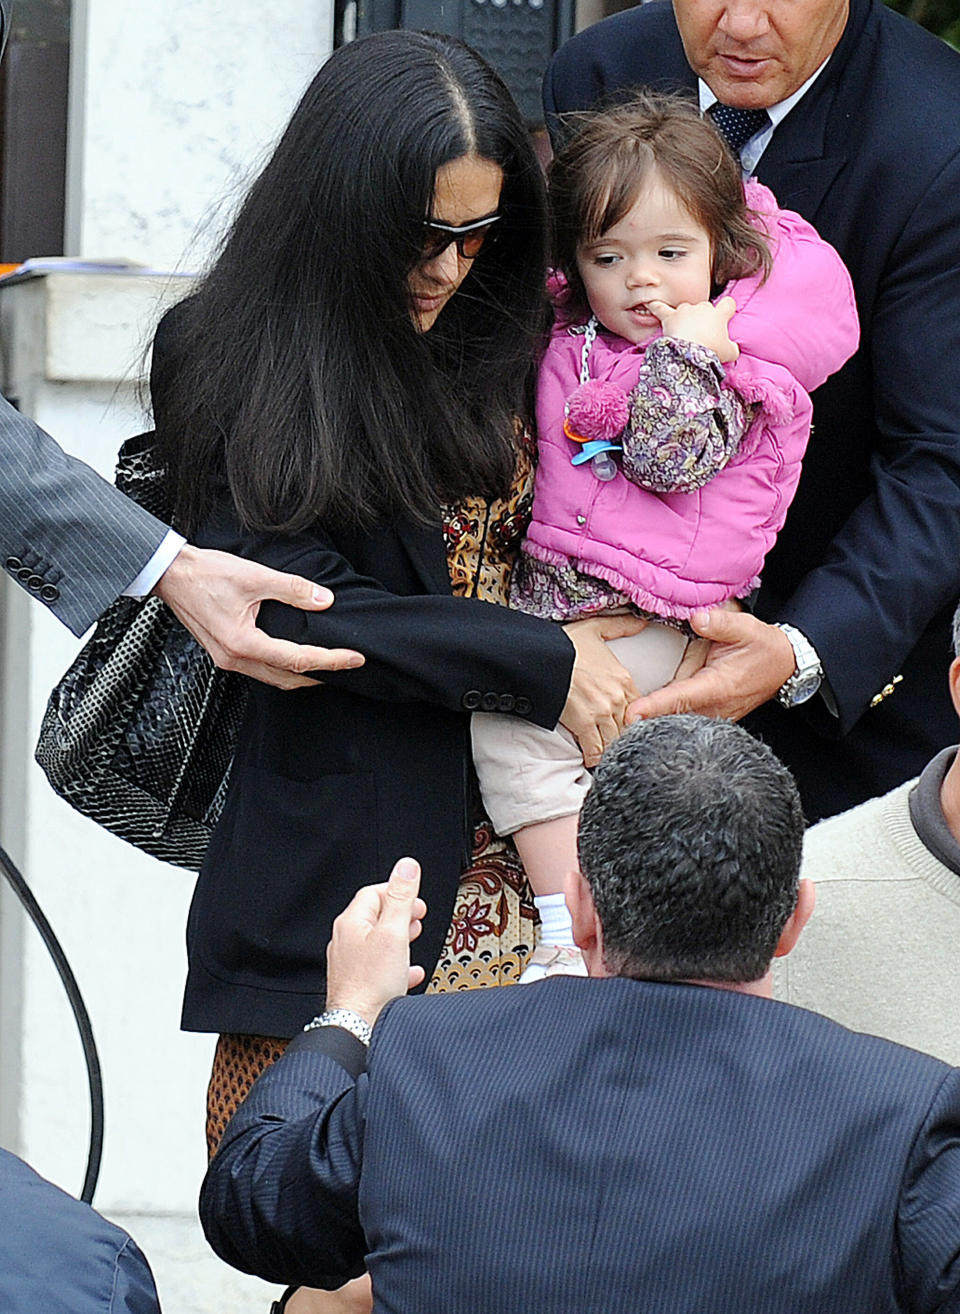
[620,336,756,494]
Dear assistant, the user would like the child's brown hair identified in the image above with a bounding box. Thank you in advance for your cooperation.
[549,92,772,324]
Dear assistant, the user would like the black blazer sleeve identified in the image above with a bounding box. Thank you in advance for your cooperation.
[151,302,575,729]
[198,485,575,730]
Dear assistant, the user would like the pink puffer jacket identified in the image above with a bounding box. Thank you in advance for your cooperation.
[520,181,860,618]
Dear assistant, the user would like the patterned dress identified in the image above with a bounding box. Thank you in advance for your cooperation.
[429,443,538,992]
[206,446,539,1155]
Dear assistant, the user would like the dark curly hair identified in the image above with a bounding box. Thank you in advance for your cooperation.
[578,715,804,984]
[549,92,772,325]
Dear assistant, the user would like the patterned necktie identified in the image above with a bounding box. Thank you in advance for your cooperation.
[708,102,771,154]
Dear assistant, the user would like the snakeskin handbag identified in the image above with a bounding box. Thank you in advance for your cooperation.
[34,433,247,870]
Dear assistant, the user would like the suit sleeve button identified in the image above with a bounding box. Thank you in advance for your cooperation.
[462,690,482,710]
[497,694,515,712]
[16,567,33,583]
[480,692,500,712]
[5,556,23,572]
[40,584,60,603]
[26,574,44,591]
[514,697,532,716]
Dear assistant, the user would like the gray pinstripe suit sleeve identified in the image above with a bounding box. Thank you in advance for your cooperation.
[0,393,169,635]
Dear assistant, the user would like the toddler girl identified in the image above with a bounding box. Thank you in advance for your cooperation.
[471,94,859,979]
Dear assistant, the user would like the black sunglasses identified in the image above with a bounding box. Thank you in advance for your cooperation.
[420,214,501,263]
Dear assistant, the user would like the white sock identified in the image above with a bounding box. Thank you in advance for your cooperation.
[534,892,575,947]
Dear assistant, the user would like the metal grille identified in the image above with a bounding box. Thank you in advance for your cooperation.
[463,0,566,123]
[347,0,575,125]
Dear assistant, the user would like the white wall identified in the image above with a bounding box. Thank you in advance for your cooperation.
[66,0,334,269]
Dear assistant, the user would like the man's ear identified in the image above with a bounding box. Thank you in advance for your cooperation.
[564,868,605,970]
[948,655,960,720]
[773,878,815,959]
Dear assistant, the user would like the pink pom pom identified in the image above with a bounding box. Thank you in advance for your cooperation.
[564,380,629,443]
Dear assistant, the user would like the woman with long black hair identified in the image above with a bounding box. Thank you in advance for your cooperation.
[151,28,639,1217]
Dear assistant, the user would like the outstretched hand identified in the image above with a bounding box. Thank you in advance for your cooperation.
[154,544,364,689]
[627,608,796,724]
[325,858,428,1028]
[648,295,739,364]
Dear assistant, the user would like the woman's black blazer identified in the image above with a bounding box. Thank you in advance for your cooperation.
[178,488,574,1036]
[151,314,574,1036]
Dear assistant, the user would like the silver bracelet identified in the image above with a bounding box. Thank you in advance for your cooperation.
[303,1007,372,1047]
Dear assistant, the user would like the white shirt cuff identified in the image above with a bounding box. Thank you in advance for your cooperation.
[122,529,187,598]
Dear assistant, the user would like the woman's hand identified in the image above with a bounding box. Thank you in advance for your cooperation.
[648,296,739,363]
[560,614,647,766]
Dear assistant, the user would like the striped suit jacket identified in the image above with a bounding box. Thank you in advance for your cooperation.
[0,395,167,635]
[201,976,960,1313]
[0,7,166,635]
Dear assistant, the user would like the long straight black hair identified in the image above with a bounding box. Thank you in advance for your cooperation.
[153,30,549,535]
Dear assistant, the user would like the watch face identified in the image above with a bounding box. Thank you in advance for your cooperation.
[787,674,821,706]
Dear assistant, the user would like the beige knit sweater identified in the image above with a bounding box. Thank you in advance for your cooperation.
[773,776,960,1065]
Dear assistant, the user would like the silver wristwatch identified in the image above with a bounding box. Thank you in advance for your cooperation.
[303,1007,372,1046]
[774,624,823,708]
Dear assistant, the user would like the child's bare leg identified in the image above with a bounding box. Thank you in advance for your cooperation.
[513,813,585,982]
[513,812,580,900]
[512,625,686,982]
[606,622,687,696]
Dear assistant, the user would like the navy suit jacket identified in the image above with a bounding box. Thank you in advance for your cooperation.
[201,977,960,1313]
[544,0,960,821]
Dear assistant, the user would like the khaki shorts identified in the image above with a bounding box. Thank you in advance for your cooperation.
[472,622,688,837]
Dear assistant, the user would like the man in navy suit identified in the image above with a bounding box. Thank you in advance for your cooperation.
[200,716,960,1314]
[543,0,960,822]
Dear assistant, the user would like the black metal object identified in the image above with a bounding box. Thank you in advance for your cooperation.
[0,0,71,262]
[0,842,104,1204]
[335,0,576,125]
